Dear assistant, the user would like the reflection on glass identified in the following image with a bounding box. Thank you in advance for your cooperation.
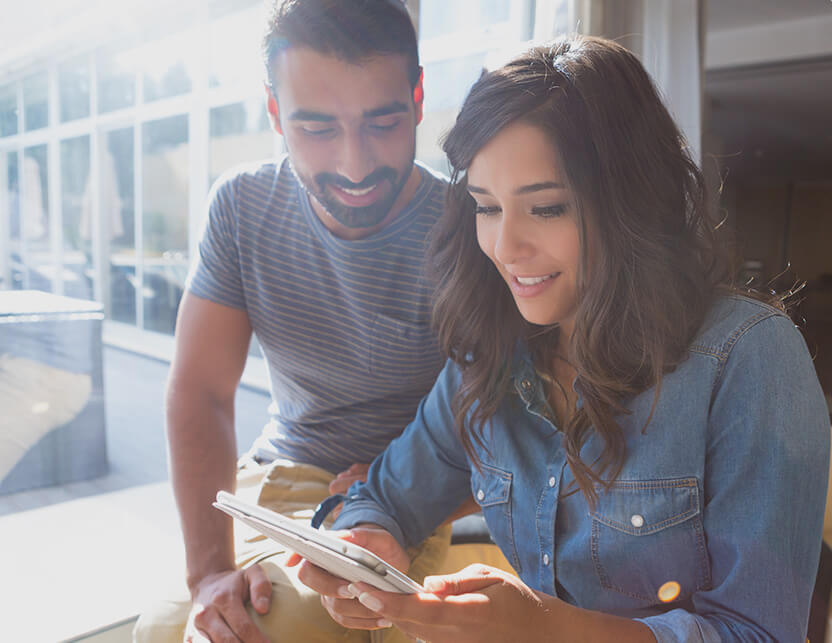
[1,84,17,137]
[209,100,275,184]
[23,73,49,131]
[140,32,194,102]
[22,145,51,292]
[106,127,136,325]
[97,48,136,113]
[3,152,21,288]
[207,7,264,90]
[417,54,485,173]
[142,115,189,334]
[61,136,93,300]
[420,0,511,39]
[59,56,91,122]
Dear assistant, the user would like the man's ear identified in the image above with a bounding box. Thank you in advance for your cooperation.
[265,83,283,135]
[412,67,424,125]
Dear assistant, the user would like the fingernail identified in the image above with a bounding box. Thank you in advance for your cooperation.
[377,619,392,628]
[336,585,353,598]
[257,597,269,610]
[358,592,383,612]
[346,583,361,597]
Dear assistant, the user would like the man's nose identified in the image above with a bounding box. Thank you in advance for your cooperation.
[336,131,375,185]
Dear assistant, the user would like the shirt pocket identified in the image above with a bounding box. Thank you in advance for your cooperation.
[369,313,440,382]
[590,477,710,604]
[470,463,522,573]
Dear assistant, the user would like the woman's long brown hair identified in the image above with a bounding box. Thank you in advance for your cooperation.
[429,36,734,507]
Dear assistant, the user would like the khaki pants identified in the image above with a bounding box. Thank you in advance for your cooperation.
[133,459,451,643]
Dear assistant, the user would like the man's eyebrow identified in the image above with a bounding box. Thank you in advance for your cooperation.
[288,109,335,122]
[363,101,408,118]
[467,181,565,195]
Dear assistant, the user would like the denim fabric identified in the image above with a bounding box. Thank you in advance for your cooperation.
[333,295,830,642]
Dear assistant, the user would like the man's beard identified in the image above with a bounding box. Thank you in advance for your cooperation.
[294,163,412,229]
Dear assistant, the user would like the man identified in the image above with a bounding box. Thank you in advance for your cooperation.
[134,1,455,641]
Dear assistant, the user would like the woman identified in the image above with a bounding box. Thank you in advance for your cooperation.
[295,35,830,641]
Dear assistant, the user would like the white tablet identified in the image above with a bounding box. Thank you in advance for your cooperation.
[213,490,423,594]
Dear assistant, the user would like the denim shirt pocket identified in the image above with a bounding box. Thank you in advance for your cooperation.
[590,477,710,604]
[470,463,522,573]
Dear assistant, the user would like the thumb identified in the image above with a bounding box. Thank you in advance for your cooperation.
[245,564,273,614]
[423,565,505,596]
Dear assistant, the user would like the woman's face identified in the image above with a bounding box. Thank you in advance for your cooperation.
[468,120,581,335]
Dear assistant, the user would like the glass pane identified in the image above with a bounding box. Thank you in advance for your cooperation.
[420,0,511,39]
[59,56,91,122]
[60,135,93,300]
[141,32,194,102]
[97,47,136,113]
[107,127,136,325]
[22,145,52,291]
[207,7,264,90]
[3,152,21,288]
[23,73,49,131]
[417,53,485,173]
[209,100,274,184]
[0,84,17,137]
[142,115,189,334]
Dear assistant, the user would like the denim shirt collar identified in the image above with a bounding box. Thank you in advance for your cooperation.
[509,342,583,430]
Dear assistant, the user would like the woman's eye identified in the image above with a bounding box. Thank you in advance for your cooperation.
[474,205,500,216]
[531,203,568,218]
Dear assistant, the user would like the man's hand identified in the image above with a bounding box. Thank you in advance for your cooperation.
[290,526,410,631]
[327,463,371,519]
[184,566,272,643]
[329,462,371,495]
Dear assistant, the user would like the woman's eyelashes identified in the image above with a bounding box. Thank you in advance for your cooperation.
[473,203,569,218]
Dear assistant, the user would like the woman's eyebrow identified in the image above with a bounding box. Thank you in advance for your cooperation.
[467,181,565,195]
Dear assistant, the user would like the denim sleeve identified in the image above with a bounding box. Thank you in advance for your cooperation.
[640,313,829,641]
[186,176,246,309]
[333,359,473,549]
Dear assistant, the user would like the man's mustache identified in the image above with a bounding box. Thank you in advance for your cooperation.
[315,167,397,190]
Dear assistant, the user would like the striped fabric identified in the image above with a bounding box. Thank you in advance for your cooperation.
[187,156,448,474]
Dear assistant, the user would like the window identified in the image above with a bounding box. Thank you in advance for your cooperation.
[59,56,91,122]
[0,84,17,137]
[97,47,136,113]
[105,127,136,325]
[142,115,189,334]
[21,144,50,291]
[60,135,93,299]
[23,73,49,131]
[209,100,275,184]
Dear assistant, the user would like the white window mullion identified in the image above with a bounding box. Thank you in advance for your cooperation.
[134,70,144,330]
[48,62,62,295]
[89,52,104,308]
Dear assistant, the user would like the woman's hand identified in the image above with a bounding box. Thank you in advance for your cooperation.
[344,564,553,643]
[289,525,411,630]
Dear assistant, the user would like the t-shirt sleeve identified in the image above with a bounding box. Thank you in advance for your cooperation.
[186,175,246,310]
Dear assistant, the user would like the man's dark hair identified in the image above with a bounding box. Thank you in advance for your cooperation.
[263,0,420,89]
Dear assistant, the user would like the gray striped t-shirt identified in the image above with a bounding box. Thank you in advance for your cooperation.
[187,156,447,474]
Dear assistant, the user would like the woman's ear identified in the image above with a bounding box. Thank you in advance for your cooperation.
[265,84,283,135]
[413,67,424,125]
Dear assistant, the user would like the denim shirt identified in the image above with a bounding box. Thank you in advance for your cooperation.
[333,295,830,642]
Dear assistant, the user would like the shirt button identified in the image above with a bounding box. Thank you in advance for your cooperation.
[548,476,556,488]
[543,553,550,566]
[520,379,532,391]
[630,514,645,528]
[476,489,485,501]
